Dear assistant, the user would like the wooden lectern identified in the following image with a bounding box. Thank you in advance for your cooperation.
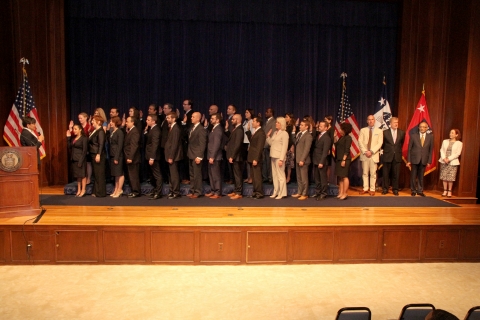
[0,146,41,216]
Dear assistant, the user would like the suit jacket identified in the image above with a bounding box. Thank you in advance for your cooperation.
[145,124,162,160]
[187,123,207,160]
[246,127,266,163]
[164,123,183,161]
[334,135,352,161]
[266,130,289,160]
[226,125,245,161]
[263,117,276,148]
[124,126,141,164]
[359,127,383,162]
[439,139,463,166]
[407,132,433,165]
[207,124,224,161]
[382,128,405,163]
[312,132,332,165]
[294,131,313,164]
[109,128,124,162]
[160,119,170,148]
[88,128,106,156]
[20,129,42,149]
[68,135,88,165]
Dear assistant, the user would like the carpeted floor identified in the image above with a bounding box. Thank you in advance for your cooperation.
[40,194,458,207]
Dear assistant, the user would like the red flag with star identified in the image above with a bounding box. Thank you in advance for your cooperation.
[402,89,437,175]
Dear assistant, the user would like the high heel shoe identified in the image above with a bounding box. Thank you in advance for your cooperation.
[112,193,121,198]
[441,190,447,197]
[447,190,452,198]
[338,195,348,200]
[78,192,86,197]
[269,194,277,198]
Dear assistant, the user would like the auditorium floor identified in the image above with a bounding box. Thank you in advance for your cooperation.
[1,263,479,319]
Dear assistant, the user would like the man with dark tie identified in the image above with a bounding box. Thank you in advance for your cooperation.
[225,114,245,199]
[186,112,207,198]
[291,120,313,200]
[145,114,163,200]
[160,103,174,184]
[180,99,194,184]
[165,112,183,199]
[246,116,267,199]
[124,116,141,198]
[381,117,405,196]
[312,121,332,200]
[224,104,236,184]
[407,121,433,196]
[205,113,224,199]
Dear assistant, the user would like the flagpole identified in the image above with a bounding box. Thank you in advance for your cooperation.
[340,72,347,122]
[19,57,29,118]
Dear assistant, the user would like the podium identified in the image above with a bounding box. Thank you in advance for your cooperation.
[0,146,41,216]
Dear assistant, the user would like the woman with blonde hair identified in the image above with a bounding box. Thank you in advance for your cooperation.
[266,117,289,199]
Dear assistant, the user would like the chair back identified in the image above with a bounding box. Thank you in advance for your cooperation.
[398,303,435,320]
[465,306,480,320]
[336,307,371,320]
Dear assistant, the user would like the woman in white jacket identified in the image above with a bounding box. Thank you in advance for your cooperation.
[439,129,463,197]
[266,117,289,199]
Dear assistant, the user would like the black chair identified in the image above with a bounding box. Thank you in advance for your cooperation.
[335,307,372,320]
[465,306,480,320]
[398,304,435,320]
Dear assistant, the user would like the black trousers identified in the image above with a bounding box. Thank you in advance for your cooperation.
[127,162,141,195]
[250,161,263,196]
[168,161,180,195]
[151,160,164,195]
[314,164,328,197]
[189,158,203,195]
[382,160,401,191]
[410,162,426,192]
[262,148,272,182]
[92,154,106,197]
[232,160,244,195]
[208,160,222,195]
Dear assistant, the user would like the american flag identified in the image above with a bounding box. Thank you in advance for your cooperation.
[3,70,46,159]
[333,73,360,160]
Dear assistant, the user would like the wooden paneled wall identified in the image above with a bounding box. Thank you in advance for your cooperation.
[0,0,478,196]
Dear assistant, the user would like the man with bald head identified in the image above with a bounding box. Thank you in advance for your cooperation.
[358,114,383,195]
[186,112,207,198]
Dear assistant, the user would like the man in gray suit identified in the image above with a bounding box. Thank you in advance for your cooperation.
[291,120,313,200]
[187,112,207,198]
[312,121,332,200]
[205,113,224,199]
[246,116,267,199]
[407,121,433,196]
[262,108,276,184]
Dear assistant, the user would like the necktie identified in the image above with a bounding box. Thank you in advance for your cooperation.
[296,132,302,143]
[421,134,424,147]
[393,130,396,143]
[367,128,372,150]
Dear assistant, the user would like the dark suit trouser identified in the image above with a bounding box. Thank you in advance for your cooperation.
[169,161,180,195]
[208,160,222,195]
[382,160,400,191]
[159,148,170,184]
[92,155,106,197]
[233,161,244,194]
[250,161,263,196]
[296,163,309,196]
[314,164,328,197]
[189,159,203,195]
[127,162,141,195]
[151,161,163,195]
[410,162,426,192]
[262,148,272,182]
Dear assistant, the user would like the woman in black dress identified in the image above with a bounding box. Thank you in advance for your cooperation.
[89,116,107,197]
[334,122,353,200]
[109,116,125,198]
[66,124,88,197]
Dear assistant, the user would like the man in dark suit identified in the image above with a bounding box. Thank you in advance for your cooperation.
[205,113,224,199]
[145,114,163,200]
[246,116,267,199]
[186,112,207,198]
[381,117,405,196]
[225,114,245,199]
[180,99,194,184]
[165,112,184,199]
[20,116,44,167]
[262,108,276,183]
[312,121,332,200]
[124,116,141,198]
[407,121,433,196]
[223,104,236,184]
[160,103,174,184]
[292,120,313,200]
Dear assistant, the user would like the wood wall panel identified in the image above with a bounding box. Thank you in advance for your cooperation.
[424,230,460,260]
[10,230,51,262]
[460,230,480,260]
[199,231,242,263]
[335,230,379,262]
[151,231,195,263]
[381,230,421,261]
[292,231,334,262]
[246,231,288,263]
[103,230,146,262]
[55,230,99,262]
[0,230,5,262]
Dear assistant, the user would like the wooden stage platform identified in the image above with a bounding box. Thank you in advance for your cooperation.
[0,186,479,265]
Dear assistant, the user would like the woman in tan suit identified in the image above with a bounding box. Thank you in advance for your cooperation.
[266,117,289,199]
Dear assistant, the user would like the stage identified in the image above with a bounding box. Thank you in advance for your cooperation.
[0,186,479,265]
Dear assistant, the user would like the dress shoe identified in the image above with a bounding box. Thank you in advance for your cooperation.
[310,194,319,198]
[168,194,181,199]
[393,191,399,196]
[186,193,194,198]
[254,195,264,199]
[204,192,214,197]
[189,194,200,199]
[128,193,140,198]
[227,192,236,197]
[148,194,162,200]
[359,190,369,195]
[382,190,388,195]
[411,192,416,196]
[225,180,233,184]
[181,180,190,184]
[316,195,327,201]
[298,195,308,200]
[209,194,221,199]
[291,194,301,198]
[417,192,426,197]
[369,191,375,196]
[230,194,242,199]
